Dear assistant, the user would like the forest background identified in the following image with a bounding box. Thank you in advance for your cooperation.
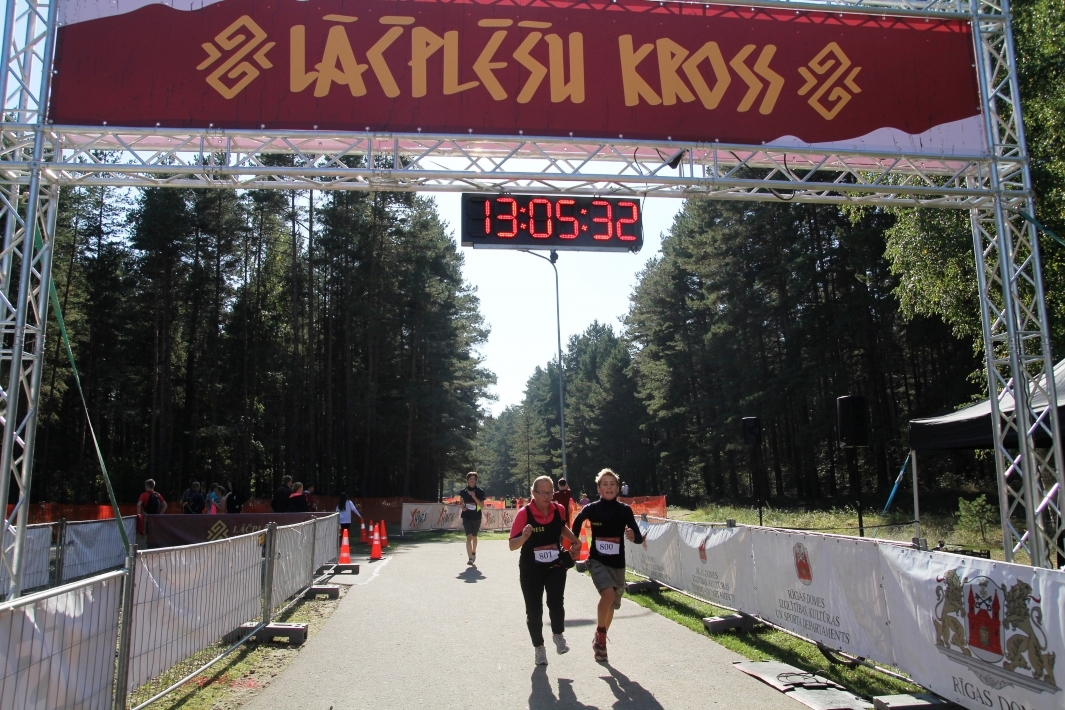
[28,0,1065,512]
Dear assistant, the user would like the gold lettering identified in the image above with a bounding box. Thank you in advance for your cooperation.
[474,30,509,100]
[729,44,760,112]
[513,32,546,104]
[682,42,730,110]
[314,25,369,97]
[545,33,584,103]
[366,27,403,97]
[656,38,694,106]
[752,45,783,114]
[618,35,661,106]
[410,27,445,97]
[290,26,318,92]
[443,30,478,94]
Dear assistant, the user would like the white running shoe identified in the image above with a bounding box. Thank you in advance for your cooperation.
[534,645,548,665]
[553,633,570,654]
[471,552,476,564]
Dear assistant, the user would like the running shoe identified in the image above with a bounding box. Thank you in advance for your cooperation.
[593,631,608,663]
[467,557,474,566]
[553,633,570,654]
[471,552,477,564]
[534,645,548,665]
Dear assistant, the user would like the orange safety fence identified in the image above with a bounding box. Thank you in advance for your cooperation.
[242,496,429,524]
[440,497,509,508]
[6,502,137,524]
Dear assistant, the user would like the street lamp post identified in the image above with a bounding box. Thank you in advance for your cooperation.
[523,249,567,478]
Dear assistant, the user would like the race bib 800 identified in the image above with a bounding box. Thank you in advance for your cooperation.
[595,537,621,555]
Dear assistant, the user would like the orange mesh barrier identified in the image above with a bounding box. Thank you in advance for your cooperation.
[567,496,667,526]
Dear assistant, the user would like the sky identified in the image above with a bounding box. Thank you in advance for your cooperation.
[426,193,685,416]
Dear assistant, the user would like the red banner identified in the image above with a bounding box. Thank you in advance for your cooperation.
[52,0,982,153]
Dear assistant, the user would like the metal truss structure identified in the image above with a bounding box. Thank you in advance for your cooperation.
[0,0,1062,597]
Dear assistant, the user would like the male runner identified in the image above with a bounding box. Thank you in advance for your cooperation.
[570,468,644,663]
[459,472,486,565]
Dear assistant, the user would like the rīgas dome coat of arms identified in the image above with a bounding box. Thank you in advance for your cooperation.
[933,568,1058,694]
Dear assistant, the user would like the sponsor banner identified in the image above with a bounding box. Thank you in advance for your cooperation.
[627,519,680,587]
[52,0,982,154]
[62,517,137,581]
[879,544,1064,710]
[145,512,329,548]
[674,521,756,613]
[751,528,893,664]
[400,503,510,532]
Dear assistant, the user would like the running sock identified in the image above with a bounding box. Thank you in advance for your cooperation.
[597,626,606,634]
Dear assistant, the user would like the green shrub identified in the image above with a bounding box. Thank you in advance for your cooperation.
[957,494,997,541]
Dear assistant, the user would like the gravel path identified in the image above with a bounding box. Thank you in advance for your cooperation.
[242,538,800,709]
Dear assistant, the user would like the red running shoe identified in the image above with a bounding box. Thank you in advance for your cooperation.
[593,630,608,663]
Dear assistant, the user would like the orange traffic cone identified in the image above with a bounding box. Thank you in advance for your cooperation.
[359,519,368,544]
[578,522,589,561]
[380,521,389,548]
[339,529,352,565]
[370,521,383,561]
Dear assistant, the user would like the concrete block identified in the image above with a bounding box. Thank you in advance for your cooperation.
[226,621,309,645]
[626,579,661,594]
[703,614,760,633]
[305,584,340,599]
[331,563,360,575]
[873,694,959,710]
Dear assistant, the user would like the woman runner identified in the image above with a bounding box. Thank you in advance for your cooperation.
[570,468,644,663]
[509,475,581,665]
[335,492,362,538]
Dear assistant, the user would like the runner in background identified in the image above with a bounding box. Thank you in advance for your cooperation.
[459,472,485,565]
[552,478,572,514]
[570,468,644,663]
[336,493,362,538]
[579,492,590,507]
[509,475,581,665]
[620,481,629,497]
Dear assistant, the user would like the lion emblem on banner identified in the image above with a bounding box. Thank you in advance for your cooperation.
[933,568,1058,693]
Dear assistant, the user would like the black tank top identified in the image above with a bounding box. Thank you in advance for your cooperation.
[519,503,564,568]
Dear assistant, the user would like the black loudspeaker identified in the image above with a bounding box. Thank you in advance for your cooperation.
[837,395,868,447]
[742,417,761,446]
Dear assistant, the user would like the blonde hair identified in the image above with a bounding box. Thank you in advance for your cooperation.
[531,475,555,495]
[595,468,619,485]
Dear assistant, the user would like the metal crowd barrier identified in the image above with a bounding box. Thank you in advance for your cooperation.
[0,514,340,710]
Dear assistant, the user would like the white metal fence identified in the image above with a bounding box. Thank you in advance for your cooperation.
[0,514,340,710]
[1,522,54,594]
[0,569,125,710]
[60,518,137,583]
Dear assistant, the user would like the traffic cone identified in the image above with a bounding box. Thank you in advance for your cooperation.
[359,519,368,544]
[578,522,589,561]
[339,529,352,565]
[380,520,389,548]
[370,521,383,561]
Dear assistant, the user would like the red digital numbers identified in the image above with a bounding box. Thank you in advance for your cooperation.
[617,201,638,241]
[556,199,578,239]
[591,200,613,240]
[496,197,517,238]
[475,196,639,246]
[529,198,552,238]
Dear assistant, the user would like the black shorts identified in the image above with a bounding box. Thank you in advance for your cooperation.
[462,517,481,536]
[340,522,351,532]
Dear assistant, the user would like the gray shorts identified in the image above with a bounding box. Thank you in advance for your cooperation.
[462,517,481,536]
[588,560,625,609]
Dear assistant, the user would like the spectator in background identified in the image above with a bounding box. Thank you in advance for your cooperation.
[620,481,629,497]
[553,477,572,513]
[137,479,167,516]
[225,481,245,514]
[336,492,362,538]
[136,479,166,545]
[287,482,309,512]
[181,482,205,514]
[206,483,224,514]
[305,483,316,511]
[272,475,293,513]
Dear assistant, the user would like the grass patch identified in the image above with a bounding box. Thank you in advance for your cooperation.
[620,572,920,700]
[127,588,344,710]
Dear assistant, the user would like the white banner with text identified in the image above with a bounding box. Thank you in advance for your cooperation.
[401,503,512,533]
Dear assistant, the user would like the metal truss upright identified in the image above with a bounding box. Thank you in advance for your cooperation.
[0,0,60,597]
[968,0,1065,569]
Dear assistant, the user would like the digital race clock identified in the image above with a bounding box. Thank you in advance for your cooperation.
[460,194,643,253]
